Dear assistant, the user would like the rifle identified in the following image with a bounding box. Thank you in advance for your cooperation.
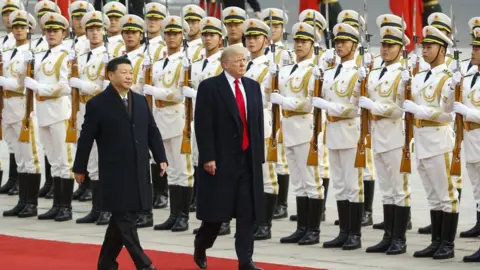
[281,1,291,66]
[102,3,109,80]
[266,10,280,162]
[144,3,153,109]
[220,1,227,47]
[354,11,368,169]
[450,7,463,176]
[0,48,3,140]
[324,0,335,68]
[19,1,34,142]
[307,14,323,166]
[400,13,413,174]
[66,1,79,143]
[180,10,193,154]
[412,0,420,76]
[362,0,373,149]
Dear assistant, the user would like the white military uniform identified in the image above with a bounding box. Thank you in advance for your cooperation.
[366,63,410,206]
[33,44,75,179]
[144,36,167,62]
[187,38,204,63]
[32,36,49,53]
[150,51,193,187]
[103,1,127,57]
[108,35,125,57]
[125,47,145,93]
[1,33,16,52]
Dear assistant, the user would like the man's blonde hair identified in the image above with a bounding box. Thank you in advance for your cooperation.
[220,45,247,64]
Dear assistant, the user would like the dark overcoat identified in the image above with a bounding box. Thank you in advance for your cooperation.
[194,72,265,223]
[72,84,167,212]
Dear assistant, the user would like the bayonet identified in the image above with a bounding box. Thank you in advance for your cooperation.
[125,0,129,14]
[325,0,331,49]
[363,0,371,51]
[313,12,320,64]
[220,0,227,47]
[269,10,275,64]
[282,1,288,50]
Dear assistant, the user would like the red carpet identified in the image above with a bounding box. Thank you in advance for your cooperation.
[0,234,323,270]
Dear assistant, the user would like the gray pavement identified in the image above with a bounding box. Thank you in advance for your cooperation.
[0,140,479,269]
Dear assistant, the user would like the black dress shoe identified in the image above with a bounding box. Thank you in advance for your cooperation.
[96,212,111,225]
[136,213,154,228]
[194,248,207,269]
[193,227,199,234]
[463,247,480,262]
[79,189,92,202]
[218,222,231,236]
[239,261,263,270]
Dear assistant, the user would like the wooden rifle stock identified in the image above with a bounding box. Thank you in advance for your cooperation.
[180,68,193,154]
[267,74,280,162]
[19,60,35,142]
[0,52,3,140]
[307,76,323,166]
[450,78,464,176]
[144,65,153,110]
[400,80,414,173]
[354,79,368,168]
[65,57,79,143]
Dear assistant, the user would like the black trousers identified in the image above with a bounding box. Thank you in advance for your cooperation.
[98,211,151,270]
[94,0,144,17]
[194,151,255,265]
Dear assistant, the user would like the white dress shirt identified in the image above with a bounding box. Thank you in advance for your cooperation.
[224,71,247,118]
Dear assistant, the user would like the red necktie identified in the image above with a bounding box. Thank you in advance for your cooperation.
[234,79,249,151]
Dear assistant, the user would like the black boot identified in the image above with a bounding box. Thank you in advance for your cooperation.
[39,156,52,198]
[280,197,308,243]
[273,174,289,219]
[290,215,297,221]
[78,175,92,201]
[154,185,179,230]
[322,178,329,222]
[55,178,74,222]
[323,200,349,248]
[362,180,374,226]
[372,221,384,230]
[458,188,462,202]
[72,175,88,200]
[152,164,167,209]
[190,166,197,212]
[171,186,193,232]
[254,193,277,240]
[418,224,432,234]
[386,206,410,255]
[2,173,27,216]
[0,154,18,195]
[463,247,480,262]
[460,211,480,238]
[413,210,442,258]
[433,212,459,260]
[18,174,41,218]
[38,177,62,219]
[343,202,363,250]
[366,205,394,253]
[76,181,100,223]
[298,198,323,245]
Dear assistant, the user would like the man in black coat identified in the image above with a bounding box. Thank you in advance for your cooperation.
[73,57,167,270]
[193,46,265,270]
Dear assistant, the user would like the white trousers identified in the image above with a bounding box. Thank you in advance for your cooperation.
[77,129,99,180]
[161,135,194,187]
[417,153,459,213]
[191,121,199,167]
[285,142,323,199]
[4,120,42,174]
[374,148,411,206]
[275,143,289,176]
[363,148,375,181]
[466,162,480,212]
[38,120,75,179]
[263,138,278,195]
[329,148,364,203]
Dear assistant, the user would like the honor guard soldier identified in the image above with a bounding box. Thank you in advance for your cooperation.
[422,0,442,27]
[222,7,246,47]
[261,8,292,222]
[460,18,480,76]
[357,23,411,255]
[402,25,458,260]
[103,1,126,57]
[0,10,43,218]
[270,22,324,246]
[24,12,76,222]
[188,17,226,235]
[459,28,480,263]
[118,14,145,94]
[145,16,195,233]
[0,0,24,52]
[0,0,23,195]
[313,23,363,250]
[242,18,278,240]
[144,2,168,62]
[72,10,112,226]
[183,5,206,62]
[299,9,328,69]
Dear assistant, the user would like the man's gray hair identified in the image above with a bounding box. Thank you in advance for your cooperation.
[220,45,247,64]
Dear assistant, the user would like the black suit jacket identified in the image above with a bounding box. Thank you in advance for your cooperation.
[72,84,167,212]
[194,72,265,223]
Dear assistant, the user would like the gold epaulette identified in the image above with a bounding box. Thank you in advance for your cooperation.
[192,58,203,63]
[443,69,453,77]
[308,63,315,68]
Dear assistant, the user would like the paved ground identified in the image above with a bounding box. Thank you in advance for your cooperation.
[0,141,479,269]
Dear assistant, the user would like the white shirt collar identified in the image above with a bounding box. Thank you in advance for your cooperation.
[224,70,241,85]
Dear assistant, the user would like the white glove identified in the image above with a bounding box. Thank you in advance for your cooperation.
[324,48,335,64]
[410,54,419,65]
[24,77,39,92]
[103,80,109,90]
[450,71,462,89]
[269,63,278,75]
[312,97,331,110]
[183,86,197,98]
[103,54,109,64]
[453,102,470,116]
[357,66,367,81]
[0,76,5,87]
[401,70,411,85]
[182,57,190,69]
[402,100,419,114]
[23,50,33,62]
[69,78,84,89]
[143,56,152,68]
[312,66,322,79]
[450,60,458,73]
[68,50,76,61]
[358,96,374,110]
[280,50,292,66]
[270,92,284,105]
[363,52,373,67]
[143,84,156,96]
